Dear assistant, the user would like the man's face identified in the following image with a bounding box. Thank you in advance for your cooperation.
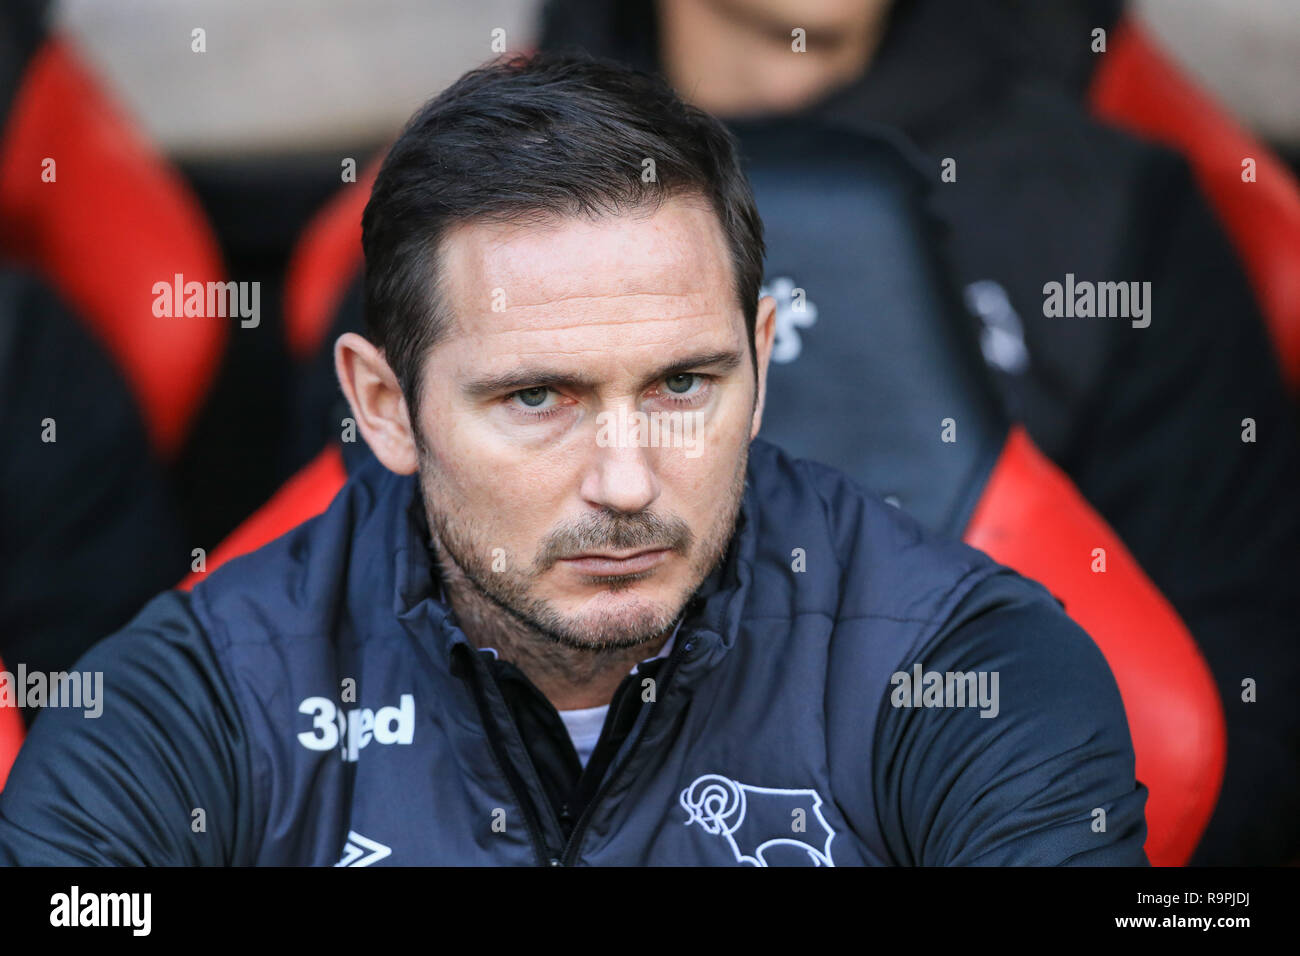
[412,197,764,650]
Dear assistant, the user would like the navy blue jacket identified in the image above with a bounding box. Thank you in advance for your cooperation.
[538,0,1300,868]
[0,439,1147,865]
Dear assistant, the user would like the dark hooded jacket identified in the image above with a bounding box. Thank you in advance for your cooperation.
[539,0,1300,866]
[0,438,1147,865]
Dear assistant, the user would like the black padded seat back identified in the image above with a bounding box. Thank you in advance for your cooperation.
[730,118,1009,536]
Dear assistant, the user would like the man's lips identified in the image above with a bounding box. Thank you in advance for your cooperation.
[557,548,672,576]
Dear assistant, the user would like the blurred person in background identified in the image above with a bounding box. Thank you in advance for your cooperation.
[0,1,191,724]
[539,0,1300,864]
[0,271,188,726]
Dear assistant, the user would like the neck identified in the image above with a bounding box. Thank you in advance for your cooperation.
[436,554,673,711]
[657,0,890,118]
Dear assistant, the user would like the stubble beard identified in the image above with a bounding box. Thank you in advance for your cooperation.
[420,443,749,657]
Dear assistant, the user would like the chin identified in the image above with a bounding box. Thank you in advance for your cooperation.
[548,590,682,649]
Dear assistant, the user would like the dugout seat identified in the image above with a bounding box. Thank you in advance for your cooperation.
[0,31,227,459]
[181,120,1223,866]
[0,657,22,791]
[1089,15,1300,395]
[736,121,1223,867]
[283,160,379,364]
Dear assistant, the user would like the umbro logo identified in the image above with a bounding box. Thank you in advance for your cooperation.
[334,831,391,867]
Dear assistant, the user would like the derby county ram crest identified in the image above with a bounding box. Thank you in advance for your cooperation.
[679,773,837,866]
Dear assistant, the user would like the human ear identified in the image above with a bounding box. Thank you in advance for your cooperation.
[749,295,777,441]
[334,332,419,475]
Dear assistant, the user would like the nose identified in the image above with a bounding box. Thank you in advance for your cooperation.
[579,410,661,514]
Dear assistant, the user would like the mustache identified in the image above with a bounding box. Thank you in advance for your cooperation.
[535,510,694,570]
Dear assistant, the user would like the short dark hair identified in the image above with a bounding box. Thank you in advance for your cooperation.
[361,52,766,417]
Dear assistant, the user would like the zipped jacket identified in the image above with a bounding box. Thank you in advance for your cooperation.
[0,439,1147,865]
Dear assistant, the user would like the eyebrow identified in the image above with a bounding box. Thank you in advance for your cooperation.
[461,348,745,399]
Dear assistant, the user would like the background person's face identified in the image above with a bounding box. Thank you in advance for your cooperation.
[414,198,759,650]
[703,0,891,37]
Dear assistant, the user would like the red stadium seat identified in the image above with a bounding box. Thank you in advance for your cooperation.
[1090,15,1300,395]
[0,36,228,459]
[283,162,377,362]
[730,120,1226,865]
[966,427,1225,867]
[0,658,24,792]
